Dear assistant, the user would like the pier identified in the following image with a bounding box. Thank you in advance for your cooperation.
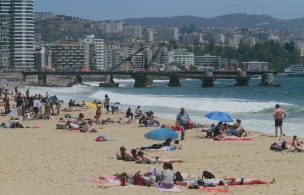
[22,71,279,88]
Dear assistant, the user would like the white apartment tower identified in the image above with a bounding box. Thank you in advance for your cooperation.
[0,0,35,71]
[85,35,104,71]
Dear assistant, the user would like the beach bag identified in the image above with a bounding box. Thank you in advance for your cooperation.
[173,171,184,184]
[202,171,215,179]
[187,118,193,129]
[133,172,147,186]
[270,143,283,151]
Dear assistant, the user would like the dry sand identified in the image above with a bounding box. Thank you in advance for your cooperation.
[0,106,303,195]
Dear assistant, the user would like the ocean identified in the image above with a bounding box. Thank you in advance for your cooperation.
[25,77,304,136]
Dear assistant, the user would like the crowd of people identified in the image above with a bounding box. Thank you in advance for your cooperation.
[1,86,63,120]
[205,119,248,140]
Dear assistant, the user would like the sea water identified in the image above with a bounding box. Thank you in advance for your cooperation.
[25,77,304,136]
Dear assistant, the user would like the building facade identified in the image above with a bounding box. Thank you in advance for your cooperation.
[50,41,86,70]
[0,0,35,71]
[161,27,179,41]
[168,49,194,68]
[242,61,270,71]
[90,39,104,70]
[124,26,143,39]
[0,14,10,70]
[194,54,222,67]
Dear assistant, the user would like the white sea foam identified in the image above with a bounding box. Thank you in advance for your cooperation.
[89,91,291,113]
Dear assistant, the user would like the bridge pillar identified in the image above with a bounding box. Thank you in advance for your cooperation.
[132,74,151,88]
[38,74,47,85]
[260,73,280,86]
[110,75,114,83]
[76,75,82,84]
[236,71,250,86]
[168,76,181,87]
[202,71,214,88]
[99,75,119,87]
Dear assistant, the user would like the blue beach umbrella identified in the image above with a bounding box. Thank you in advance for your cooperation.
[205,111,233,122]
[144,128,178,141]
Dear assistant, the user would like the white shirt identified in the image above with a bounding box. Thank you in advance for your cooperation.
[33,99,41,108]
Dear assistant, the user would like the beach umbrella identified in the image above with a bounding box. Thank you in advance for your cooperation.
[144,128,178,141]
[205,111,233,122]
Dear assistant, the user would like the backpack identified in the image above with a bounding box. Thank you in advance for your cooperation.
[270,143,283,151]
[173,171,184,184]
[202,170,215,179]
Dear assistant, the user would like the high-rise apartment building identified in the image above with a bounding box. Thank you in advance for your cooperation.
[124,26,143,39]
[161,27,179,41]
[0,14,10,70]
[85,35,104,70]
[0,0,35,71]
[50,41,86,70]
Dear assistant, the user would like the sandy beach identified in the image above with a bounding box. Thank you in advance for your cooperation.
[0,102,303,195]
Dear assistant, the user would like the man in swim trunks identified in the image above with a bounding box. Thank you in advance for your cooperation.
[273,104,287,137]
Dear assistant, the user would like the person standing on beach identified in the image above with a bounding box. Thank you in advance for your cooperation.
[104,94,110,114]
[273,104,287,137]
[176,108,190,140]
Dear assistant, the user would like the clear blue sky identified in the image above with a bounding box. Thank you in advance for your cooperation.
[36,0,304,20]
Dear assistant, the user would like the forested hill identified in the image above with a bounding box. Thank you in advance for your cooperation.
[125,13,304,31]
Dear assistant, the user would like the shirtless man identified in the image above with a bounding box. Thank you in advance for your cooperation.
[273,104,287,137]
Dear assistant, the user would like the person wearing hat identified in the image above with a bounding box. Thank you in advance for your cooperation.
[273,104,287,137]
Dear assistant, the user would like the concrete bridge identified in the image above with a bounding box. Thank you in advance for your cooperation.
[22,71,279,88]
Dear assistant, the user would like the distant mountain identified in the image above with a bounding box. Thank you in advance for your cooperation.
[124,13,304,30]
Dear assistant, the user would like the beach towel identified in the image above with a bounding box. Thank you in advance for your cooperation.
[79,176,121,188]
[200,187,230,193]
[95,135,108,142]
[157,186,182,192]
[220,137,253,141]
[8,108,17,117]
[85,102,97,111]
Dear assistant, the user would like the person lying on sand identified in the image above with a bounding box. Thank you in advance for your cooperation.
[136,151,183,164]
[145,140,182,152]
[116,146,136,161]
[138,138,172,151]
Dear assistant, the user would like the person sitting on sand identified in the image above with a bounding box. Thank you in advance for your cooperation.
[289,135,303,152]
[158,162,174,189]
[136,151,183,164]
[210,122,225,140]
[77,113,85,125]
[135,106,143,118]
[225,119,247,137]
[116,146,135,161]
[138,138,172,150]
[126,107,134,120]
[79,121,98,133]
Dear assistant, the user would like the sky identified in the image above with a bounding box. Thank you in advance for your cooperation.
[35,0,304,20]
